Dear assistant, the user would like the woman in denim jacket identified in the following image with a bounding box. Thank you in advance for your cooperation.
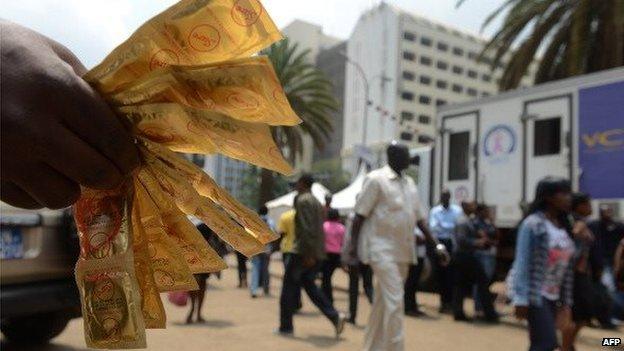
[510,177,576,351]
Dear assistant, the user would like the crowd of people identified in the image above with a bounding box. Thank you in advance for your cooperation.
[189,142,623,351]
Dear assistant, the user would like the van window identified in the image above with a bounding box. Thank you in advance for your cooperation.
[448,131,470,181]
[534,117,561,156]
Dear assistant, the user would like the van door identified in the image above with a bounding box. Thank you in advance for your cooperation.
[523,95,572,204]
[440,112,479,204]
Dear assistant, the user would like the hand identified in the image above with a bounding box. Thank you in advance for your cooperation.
[514,305,529,320]
[302,256,316,268]
[475,238,488,249]
[1,21,139,209]
[556,305,572,330]
[435,244,450,266]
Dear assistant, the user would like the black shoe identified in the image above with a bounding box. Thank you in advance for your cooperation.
[479,315,499,324]
[405,309,426,317]
[439,304,452,314]
[454,314,473,322]
[346,317,356,325]
[274,328,294,337]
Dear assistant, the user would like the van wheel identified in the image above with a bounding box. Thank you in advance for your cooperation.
[1,312,70,344]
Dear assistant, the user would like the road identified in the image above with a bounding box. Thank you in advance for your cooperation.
[1,255,611,351]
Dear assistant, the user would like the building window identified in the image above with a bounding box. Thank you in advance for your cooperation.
[419,75,431,85]
[482,74,492,82]
[467,70,478,78]
[452,47,464,56]
[418,115,431,124]
[403,51,416,61]
[401,91,414,101]
[436,99,447,106]
[403,31,416,42]
[467,88,478,96]
[420,56,432,66]
[452,65,464,75]
[448,131,470,180]
[436,61,448,70]
[400,132,414,141]
[401,111,414,121]
[452,84,463,93]
[419,95,431,105]
[534,117,561,156]
[418,134,434,143]
[437,42,448,52]
[436,80,448,89]
[482,92,491,97]
[468,51,478,60]
[420,36,432,47]
[402,71,415,81]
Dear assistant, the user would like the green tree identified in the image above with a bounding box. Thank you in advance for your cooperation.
[311,158,350,194]
[257,39,338,206]
[239,166,290,210]
[459,0,624,90]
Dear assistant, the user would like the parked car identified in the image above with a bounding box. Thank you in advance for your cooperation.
[0,202,81,344]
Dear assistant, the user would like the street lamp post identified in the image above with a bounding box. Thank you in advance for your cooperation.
[340,52,370,145]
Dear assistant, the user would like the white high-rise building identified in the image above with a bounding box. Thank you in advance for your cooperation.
[342,3,536,173]
[281,20,342,172]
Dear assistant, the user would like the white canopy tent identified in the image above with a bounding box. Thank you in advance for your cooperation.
[330,170,366,213]
[265,183,330,224]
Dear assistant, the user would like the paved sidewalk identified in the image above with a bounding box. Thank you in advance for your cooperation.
[2,255,609,351]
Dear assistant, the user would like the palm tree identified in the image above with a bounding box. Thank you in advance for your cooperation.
[257,39,338,206]
[458,0,624,90]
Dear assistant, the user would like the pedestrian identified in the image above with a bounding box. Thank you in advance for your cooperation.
[452,203,499,323]
[321,208,346,306]
[472,203,499,318]
[324,193,334,218]
[509,177,575,351]
[250,205,274,298]
[562,193,596,351]
[350,142,449,351]
[429,189,463,313]
[236,252,248,288]
[277,174,346,337]
[187,223,228,324]
[589,205,624,324]
[277,208,303,312]
[341,213,373,325]
[404,228,428,317]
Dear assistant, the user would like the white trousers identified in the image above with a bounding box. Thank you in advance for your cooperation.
[363,260,409,351]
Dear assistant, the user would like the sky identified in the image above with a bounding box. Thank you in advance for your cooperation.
[2,0,504,68]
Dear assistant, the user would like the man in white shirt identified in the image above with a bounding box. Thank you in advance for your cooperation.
[429,189,463,313]
[350,142,449,351]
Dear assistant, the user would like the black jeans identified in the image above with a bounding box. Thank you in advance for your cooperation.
[279,254,339,332]
[404,258,425,312]
[236,252,248,286]
[452,252,497,319]
[435,238,455,308]
[348,263,373,322]
[321,253,342,306]
[528,298,559,351]
[282,253,302,310]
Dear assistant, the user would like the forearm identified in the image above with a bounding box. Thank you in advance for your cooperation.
[351,215,365,252]
[417,219,440,246]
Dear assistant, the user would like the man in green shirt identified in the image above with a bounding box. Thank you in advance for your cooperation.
[278,174,346,337]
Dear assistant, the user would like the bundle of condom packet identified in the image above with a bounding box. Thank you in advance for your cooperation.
[73,0,299,348]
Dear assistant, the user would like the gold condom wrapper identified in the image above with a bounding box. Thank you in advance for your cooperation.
[142,140,277,244]
[85,0,282,94]
[137,167,227,272]
[139,157,265,257]
[108,56,300,126]
[119,103,293,175]
[135,181,199,292]
[76,256,146,349]
[131,196,166,328]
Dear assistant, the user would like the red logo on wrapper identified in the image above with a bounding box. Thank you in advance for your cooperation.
[231,0,262,26]
[149,49,180,71]
[188,24,221,52]
[74,193,124,259]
